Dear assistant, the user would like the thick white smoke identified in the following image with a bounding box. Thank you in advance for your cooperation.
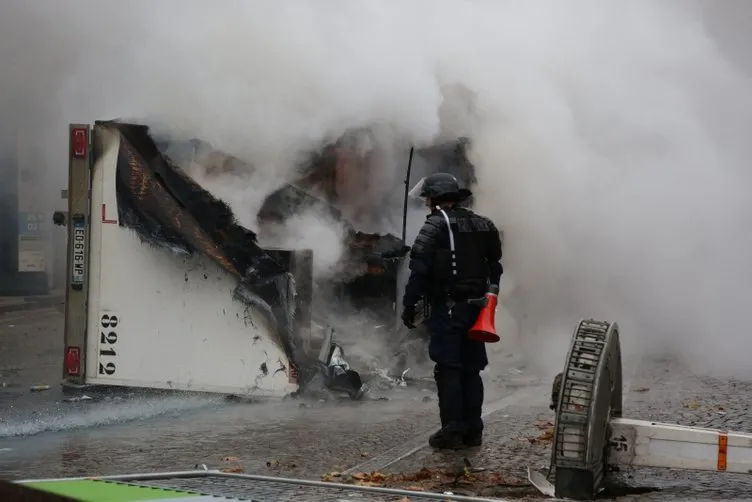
[3,0,752,379]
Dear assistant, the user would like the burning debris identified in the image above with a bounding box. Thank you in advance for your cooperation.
[317,327,366,400]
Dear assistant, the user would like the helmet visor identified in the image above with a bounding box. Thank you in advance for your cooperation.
[407,176,427,200]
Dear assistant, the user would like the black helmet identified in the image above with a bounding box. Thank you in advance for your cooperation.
[411,172,472,202]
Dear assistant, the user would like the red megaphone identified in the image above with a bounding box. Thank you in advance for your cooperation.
[468,285,500,343]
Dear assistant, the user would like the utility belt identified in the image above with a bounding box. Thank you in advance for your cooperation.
[414,283,488,324]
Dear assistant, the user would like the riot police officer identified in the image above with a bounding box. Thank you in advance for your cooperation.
[401,172,503,449]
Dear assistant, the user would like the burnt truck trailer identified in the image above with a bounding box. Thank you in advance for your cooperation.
[56,121,475,399]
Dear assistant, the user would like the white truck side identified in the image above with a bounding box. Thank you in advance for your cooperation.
[60,123,307,398]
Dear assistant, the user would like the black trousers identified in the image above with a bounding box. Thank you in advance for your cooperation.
[426,301,488,434]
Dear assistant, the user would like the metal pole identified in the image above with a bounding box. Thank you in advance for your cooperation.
[401,147,414,243]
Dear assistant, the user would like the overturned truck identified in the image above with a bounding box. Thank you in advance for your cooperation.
[57,121,476,400]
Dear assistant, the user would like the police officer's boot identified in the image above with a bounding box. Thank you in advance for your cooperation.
[429,426,465,450]
[428,399,465,449]
[462,430,482,447]
[431,365,465,450]
[461,370,484,447]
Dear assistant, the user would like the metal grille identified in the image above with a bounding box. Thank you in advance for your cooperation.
[135,474,463,502]
[554,320,610,466]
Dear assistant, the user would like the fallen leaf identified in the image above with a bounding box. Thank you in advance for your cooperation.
[371,471,388,480]
[354,481,382,487]
[523,428,555,445]
[360,452,370,457]
[266,459,280,468]
[352,472,368,481]
[221,456,239,462]
[401,468,435,482]
[220,466,244,473]
[535,420,554,429]
[537,430,554,441]
[398,498,411,502]
[320,471,343,482]
[406,486,425,491]
[488,473,503,484]
[684,401,700,409]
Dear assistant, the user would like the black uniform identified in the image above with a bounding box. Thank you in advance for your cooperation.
[401,173,503,449]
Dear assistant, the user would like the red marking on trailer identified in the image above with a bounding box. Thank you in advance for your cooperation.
[101,204,117,224]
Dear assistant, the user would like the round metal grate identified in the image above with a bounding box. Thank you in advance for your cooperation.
[550,319,623,500]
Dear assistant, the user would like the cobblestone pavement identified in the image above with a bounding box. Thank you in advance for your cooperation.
[0,308,533,483]
[380,353,752,501]
[606,356,752,501]
[0,307,66,425]
[2,307,752,501]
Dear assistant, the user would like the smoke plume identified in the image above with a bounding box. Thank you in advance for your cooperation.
[3,0,752,379]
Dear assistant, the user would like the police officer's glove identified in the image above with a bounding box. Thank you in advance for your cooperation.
[401,305,416,329]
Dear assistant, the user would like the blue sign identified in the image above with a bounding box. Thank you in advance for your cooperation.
[18,212,46,235]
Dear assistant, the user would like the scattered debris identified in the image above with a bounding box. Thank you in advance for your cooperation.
[397,369,410,387]
[318,327,366,400]
[711,404,726,415]
[64,395,93,402]
[633,387,650,393]
[29,385,50,392]
[683,400,700,409]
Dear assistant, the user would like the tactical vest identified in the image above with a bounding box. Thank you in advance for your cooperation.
[428,207,493,300]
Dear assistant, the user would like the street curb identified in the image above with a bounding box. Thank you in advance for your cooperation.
[0,295,65,314]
